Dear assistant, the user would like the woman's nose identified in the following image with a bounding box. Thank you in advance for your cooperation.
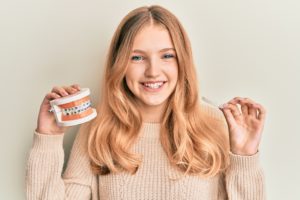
[145,57,161,77]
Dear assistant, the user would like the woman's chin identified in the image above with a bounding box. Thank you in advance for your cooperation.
[141,99,167,107]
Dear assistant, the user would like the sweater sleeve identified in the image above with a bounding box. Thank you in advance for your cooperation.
[25,123,99,200]
[219,151,266,200]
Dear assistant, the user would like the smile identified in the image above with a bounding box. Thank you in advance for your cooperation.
[140,81,166,91]
[143,82,164,88]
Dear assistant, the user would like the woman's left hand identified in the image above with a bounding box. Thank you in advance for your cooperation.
[219,97,267,156]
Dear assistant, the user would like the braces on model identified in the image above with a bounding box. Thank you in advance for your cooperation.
[62,101,91,116]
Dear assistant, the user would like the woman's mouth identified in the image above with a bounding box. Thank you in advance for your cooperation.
[140,81,166,92]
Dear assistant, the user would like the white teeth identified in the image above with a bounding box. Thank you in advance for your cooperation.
[143,82,164,89]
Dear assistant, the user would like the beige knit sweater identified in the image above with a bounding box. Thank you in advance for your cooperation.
[26,102,266,200]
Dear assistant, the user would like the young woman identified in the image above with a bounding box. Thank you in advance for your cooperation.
[26,5,267,200]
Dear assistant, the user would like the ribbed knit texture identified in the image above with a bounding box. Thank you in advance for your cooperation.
[26,101,266,199]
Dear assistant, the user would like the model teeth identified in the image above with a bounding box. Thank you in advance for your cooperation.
[62,101,91,115]
[144,82,164,89]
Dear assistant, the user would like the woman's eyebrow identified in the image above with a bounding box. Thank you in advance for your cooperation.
[132,48,175,53]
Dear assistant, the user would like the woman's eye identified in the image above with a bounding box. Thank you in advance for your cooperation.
[131,54,175,61]
[131,55,143,61]
[163,54,175,59]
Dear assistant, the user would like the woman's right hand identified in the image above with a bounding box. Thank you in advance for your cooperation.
[35,84,81,135]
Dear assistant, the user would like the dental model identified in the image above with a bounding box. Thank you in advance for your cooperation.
[49,88,97,126]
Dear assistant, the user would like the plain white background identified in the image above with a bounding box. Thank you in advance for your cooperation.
[1,0,299,199]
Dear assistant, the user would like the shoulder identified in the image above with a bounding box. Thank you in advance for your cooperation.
[72,122,92,149]
[200,96,230,145]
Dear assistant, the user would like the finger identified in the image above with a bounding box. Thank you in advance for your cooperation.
[241,98,262,118]
[253,103,267,121]
[63,86,78,94]
[241,103,250,116]
[239,99,255,117]
[45,92,61,101]
[231,97,256,117]
[233,97,266,120]
[247,103,257,117]
[70,84,81,91]
[230,97,249,116]
[221,106,237,128]
[225,103,243,120]
[242,98,258,117]
[51,86,69,97]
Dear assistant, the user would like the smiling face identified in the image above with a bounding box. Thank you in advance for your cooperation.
[125,24,178,117]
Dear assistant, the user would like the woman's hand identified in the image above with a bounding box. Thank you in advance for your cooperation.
[36,84,81,135]
[219,97,267,156]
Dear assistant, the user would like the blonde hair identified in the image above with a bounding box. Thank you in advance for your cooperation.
[87,5,230,178]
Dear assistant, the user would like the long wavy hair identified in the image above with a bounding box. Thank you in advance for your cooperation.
[87,5,230,178]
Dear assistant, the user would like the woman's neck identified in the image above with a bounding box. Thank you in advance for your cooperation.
[138,101,167,123]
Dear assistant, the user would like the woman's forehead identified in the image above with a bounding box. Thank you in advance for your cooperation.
[132,25,174,53]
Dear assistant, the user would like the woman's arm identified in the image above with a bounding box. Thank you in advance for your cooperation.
[217,97,267,199]
[200,98,266,199]
[26,123,98,200]
[217,151,266,200]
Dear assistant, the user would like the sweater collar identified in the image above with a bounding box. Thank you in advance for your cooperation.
[140,122,161,139]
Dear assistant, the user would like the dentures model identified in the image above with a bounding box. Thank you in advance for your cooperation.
[49,88,97,126]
